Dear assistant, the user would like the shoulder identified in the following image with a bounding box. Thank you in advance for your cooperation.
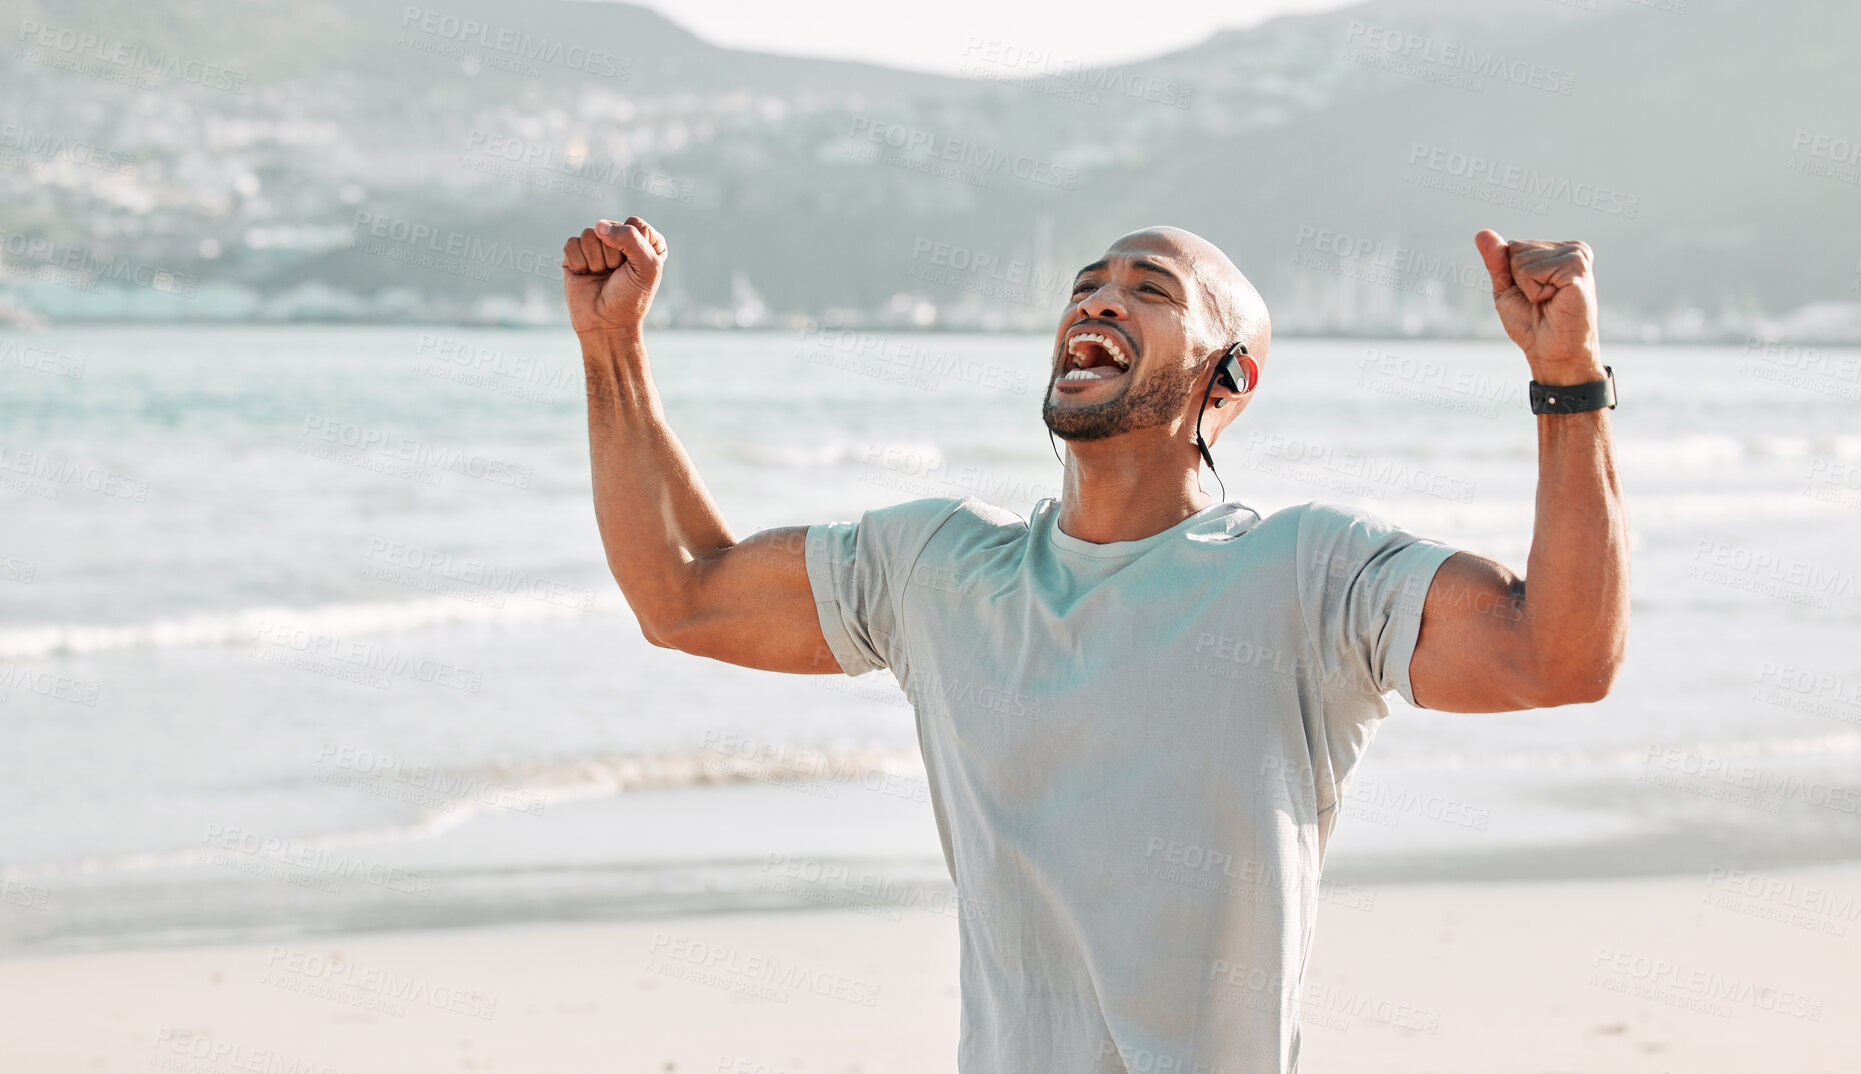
[1233,500,1394,555]
[1275,501,1442,586]
[845,496,1025,563]
[1288,500,1403,537]
[922,496,1029,553]
[859,495,972,530]
[1285,500,1420,554]
[949,496,1029,531]
[859,495,1024,534]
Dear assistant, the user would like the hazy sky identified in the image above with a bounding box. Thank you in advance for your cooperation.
[629,0,1361,75]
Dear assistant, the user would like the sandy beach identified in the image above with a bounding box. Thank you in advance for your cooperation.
[4,865,1857,1074]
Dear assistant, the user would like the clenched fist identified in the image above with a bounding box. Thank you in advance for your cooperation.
[1475,230,1603,385]
[562,217,667,338]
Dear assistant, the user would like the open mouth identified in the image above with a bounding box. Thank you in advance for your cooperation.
[1056,329,1131,384]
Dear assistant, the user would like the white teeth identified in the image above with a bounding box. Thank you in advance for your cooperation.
[1060,366,1119,381]
[1064,330,1129,371]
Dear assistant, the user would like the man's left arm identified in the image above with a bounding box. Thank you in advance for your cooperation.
[1408,230,1629,712]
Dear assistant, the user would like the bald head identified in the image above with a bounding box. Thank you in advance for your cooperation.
[1110,226,1270,363]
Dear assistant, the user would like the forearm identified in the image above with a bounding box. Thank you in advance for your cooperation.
[1520,389,1629,697]
[581,328,735,639]
[1415,232,1627,710]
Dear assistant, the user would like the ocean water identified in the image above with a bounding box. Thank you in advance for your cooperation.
[1,325,1857,955]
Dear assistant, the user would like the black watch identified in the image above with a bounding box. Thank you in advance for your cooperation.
[1529,366,1615,414]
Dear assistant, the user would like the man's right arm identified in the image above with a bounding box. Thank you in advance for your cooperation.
[565,217,841,675]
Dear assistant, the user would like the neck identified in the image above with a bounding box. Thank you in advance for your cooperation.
[1052,429,1219,544]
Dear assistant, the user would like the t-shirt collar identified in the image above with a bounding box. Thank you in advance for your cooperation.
[1035,497,1257,559]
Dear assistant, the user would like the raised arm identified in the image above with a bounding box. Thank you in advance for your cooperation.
[1408,231,1629,712]
[563,217,840,674]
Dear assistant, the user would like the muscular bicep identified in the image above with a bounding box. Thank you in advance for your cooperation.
[659,526,845,675]
[1408,551,1539,712]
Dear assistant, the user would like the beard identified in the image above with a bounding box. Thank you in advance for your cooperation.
[1042,362,1200,443]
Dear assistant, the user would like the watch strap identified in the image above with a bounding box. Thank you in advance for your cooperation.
[1529,366,1615,414]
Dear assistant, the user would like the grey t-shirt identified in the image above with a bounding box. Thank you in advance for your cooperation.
[804,495,1458,1074]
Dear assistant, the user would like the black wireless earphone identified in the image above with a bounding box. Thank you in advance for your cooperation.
[1194,342,1250,498]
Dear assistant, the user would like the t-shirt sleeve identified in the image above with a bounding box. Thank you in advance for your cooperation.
[1295,501,1460,707]
[803,497,969,677]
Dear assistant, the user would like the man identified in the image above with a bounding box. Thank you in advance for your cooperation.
[561,217,1627,1073]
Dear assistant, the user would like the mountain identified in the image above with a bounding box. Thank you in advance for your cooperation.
[1,0,1855,340]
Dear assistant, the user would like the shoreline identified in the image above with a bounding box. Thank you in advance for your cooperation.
[9,850,1861,963]
[10,763,1861,962]
[3,865,1856,1073]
